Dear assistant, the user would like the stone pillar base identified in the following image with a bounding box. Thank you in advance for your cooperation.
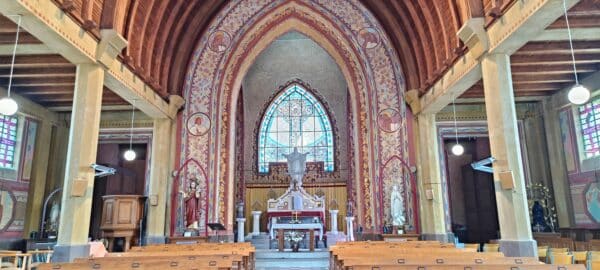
[145,235,166,245]
[499,239,537,257]
[53,244,90,262]
[421,233,454,243]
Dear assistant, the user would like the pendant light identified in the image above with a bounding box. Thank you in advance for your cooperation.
[451,96,464,156]
[0,15,22,116]
[563,0,590,105]
[123,100,136,161]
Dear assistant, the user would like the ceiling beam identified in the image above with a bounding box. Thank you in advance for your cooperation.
[0,44,54,55]
[533,28,600,41]
[419,0,581,114]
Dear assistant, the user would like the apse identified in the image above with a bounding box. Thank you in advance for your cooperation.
[235,31,351,236]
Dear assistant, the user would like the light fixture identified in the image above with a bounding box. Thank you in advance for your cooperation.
[0,15,22,116]
[451,95,464,156]
[563,0,590,105]
[124,100,136,161]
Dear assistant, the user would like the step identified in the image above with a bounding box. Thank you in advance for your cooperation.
[255,250,329,259]
[255,258,329,269]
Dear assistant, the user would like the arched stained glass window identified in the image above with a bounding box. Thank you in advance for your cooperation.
[258,84,334,173]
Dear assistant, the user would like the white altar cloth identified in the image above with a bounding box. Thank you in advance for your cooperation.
[269,223,324,241]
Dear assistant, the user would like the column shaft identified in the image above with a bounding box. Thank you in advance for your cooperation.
[55,64,104,262]
[416,113,449,242]
[482,54,536,257]
[145,119,173,244]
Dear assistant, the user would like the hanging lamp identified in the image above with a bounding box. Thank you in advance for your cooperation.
[123,100,137,161]
[0,15,22,116]
[563,0,590,105]
[451,96,464,156]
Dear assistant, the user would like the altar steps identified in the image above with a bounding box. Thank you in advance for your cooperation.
[254,249,329,270]
[247,233,271,249]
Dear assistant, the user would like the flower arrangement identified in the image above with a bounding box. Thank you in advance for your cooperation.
[285,230,305,243]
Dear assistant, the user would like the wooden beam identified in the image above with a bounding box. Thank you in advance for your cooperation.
[512,73,577,83]
[0,44,54,55]
[534,28,600,41]
[0,0,176,119]
[511,53,600,65]
[511,63,598,74]
[419,0,581,114]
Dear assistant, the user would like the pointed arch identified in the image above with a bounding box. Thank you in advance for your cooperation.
[177,0,413,233]
[257,80,337,174]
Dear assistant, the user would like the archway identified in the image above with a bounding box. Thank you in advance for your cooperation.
[175,0,413,236]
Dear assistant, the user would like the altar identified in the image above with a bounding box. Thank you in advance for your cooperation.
[265,148,327,251]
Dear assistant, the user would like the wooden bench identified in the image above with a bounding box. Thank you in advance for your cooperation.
[344,265,585,270]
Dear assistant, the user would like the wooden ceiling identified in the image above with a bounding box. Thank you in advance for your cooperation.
[0,15,126,109]
[462,0,600,98]
[0,0,598,109]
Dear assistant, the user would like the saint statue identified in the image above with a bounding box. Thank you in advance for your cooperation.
[180,178,202,229]
[48,201,60,232]
[283,147,309,189]
[391,184,405,226]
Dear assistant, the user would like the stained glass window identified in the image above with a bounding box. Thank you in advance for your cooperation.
[579,96,600,159]
[0,116,18,168]
[258,84,334,173]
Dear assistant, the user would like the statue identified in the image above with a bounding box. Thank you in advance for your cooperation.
[391,184,405,226]
[283,147,309,189]
[48,201,60,233]
[180,178,202,229]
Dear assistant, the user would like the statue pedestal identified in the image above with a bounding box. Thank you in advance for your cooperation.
[236,218,246,242]
[252,211,262,236]
[329,210,339,234]
[345,217,355,242]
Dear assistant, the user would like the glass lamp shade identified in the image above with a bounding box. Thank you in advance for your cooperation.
[568,84,591,105]
[0,97,18,116]
[451,144,465,156]
[123,149,136,161]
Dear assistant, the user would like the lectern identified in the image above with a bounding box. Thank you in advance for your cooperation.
[100,195,144,251]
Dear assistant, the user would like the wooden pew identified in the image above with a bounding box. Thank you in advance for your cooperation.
[339,256,541,270]
[38,259,224,270]
[345,265,585,270]
[73,254,245,269]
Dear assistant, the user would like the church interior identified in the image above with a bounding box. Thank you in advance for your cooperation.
[0,0,598,269]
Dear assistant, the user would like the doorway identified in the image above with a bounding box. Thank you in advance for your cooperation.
[445,137,499,244]
[89,143,148,241]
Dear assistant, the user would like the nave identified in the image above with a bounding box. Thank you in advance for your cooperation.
[0,0,599,269]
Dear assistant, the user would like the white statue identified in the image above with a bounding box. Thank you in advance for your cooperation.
[283,147,309,189]
[391,184,405,226]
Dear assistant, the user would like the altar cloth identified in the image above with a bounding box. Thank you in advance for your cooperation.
[270,223,324,241]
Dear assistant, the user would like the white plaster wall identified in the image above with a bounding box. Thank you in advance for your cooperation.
[241,31,349,181]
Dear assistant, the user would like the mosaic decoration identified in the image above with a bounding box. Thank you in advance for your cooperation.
[585,179,600,223]
[378,108,401,133]
[177,0,412,234]
[208,30,232,53]
[357,28,380,49]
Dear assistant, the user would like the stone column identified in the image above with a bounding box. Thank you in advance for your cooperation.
[145,119,173,244]
[482,53,536,257]
[54,64,104,262]
[329,210,339,234]
[236,218,246,242]
[345,217,354,241]
[252,211,262,235]
[416,113,450,242]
